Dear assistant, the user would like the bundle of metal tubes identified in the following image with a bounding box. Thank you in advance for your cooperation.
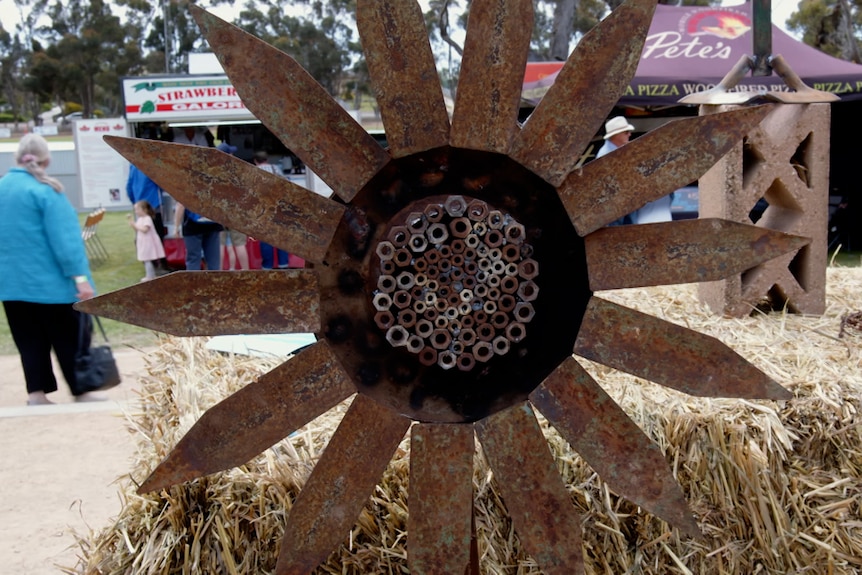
[373,195,539,371]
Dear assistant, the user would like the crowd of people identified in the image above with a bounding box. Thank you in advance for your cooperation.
[1,116,666,406]
[127,126,296,274]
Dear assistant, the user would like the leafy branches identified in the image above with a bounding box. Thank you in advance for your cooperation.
[788,0,862,63]
[2,0,862,127]
[234,0,353,96]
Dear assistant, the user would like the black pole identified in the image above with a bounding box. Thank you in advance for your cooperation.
[752,0,773,76]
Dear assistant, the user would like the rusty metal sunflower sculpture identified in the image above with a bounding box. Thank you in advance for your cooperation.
[78,0,807,572]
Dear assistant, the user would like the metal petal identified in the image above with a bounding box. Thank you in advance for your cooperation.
[585,219,811,290]
[530,357,700,537]
[408,423,474,575]
[75,271,319,336]
[450,0,533,154]
[138,340,353,493]
[357,0,450,157]
[275,394,411,573]
[574,297,793,400]
[191,5,390,203]
[509,0,657,187]
[560,105,772,236]
[474,403,585,575]
[104,137,344,262]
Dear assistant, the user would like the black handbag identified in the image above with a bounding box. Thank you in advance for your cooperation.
[75,313,121,392]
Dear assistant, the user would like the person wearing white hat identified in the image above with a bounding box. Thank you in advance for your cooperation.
[596,116,674,225]
[597,116,636,225]
[597,116,635,158]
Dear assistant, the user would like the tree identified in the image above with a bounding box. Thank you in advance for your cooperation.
[113,0,233,74]
[32,0,135,116]
[139,1,204,73]
[12,0,50,50]
[234,0,354,96]
[425,0,609,65]
[2,0,53,124]
[0,26,29,126]
[550,0,578,61]
[425,0,465,57]
[788,0,862,63]
[22,42,62,118]
[542,0,607,60]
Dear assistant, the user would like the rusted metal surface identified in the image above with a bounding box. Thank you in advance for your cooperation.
[467,513,480,575]
[139,341,353,493]
[561,105,772,236]
[408,423,474,575]
[530,357,700,537]
[474,403,585,575]
[319,166,586,424]
[357,0,451,158]
[450,0,533,154]
[275,394,411,574]
[76,271,320,336]
[585,219,810,290]
[191,5,390,203]
[105,137,344,262]
[110,2,802,573]
[509,0,656,187]
[574,297,793,400]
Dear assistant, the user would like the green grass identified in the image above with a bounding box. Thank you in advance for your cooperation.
[0,210,160,354]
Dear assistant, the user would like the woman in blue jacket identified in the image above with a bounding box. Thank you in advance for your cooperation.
[0,134,99,405]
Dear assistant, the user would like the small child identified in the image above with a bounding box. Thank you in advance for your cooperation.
[128,200,166,281]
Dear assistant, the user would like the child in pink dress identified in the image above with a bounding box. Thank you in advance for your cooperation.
[128,200,166,281]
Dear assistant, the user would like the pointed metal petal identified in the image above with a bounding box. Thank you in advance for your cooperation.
[276,394,411,573]
[474,403,584,575]
[191,5,390,202]
[408,423,474,575]
[138,341,352,493]
[561,105,772,236]
[585,219,811,290]
[75,271,319,336]
[104,137,344,262]
[450,0,533,154]
[509,0,657,187]
[530,357,700,537]
[574,297,792,400]
[357,0,450,157]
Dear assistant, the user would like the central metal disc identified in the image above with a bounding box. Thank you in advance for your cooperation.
[318,147,592,423]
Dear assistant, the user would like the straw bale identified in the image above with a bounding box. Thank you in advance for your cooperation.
[69,268,862,574]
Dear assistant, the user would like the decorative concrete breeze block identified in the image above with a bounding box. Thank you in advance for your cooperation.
[697,103,829,317]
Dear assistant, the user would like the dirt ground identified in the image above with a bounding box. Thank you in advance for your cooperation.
[0,347,152,574]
